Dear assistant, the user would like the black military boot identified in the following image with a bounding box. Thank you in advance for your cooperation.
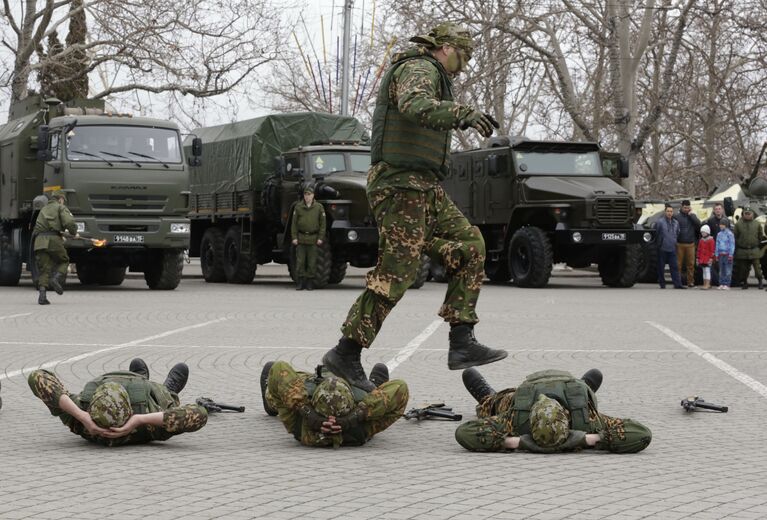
[38,288,50,305]
[163,363,189,394]
[369,363,390,388]
[50,272,65,295]
[322,338,375,392]
[260,361,278,416]
[742,280,749,290]
[758,278,764,290]
[296,278,304,290]
[462,367,496,403]
[581,368,603,393]
[305,279,314,291]
[447,325,508,370]
[129,358,150,379]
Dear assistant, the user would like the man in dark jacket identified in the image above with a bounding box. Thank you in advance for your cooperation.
[673,200,701,287]
[705,203,726,241]
[653,205,684,289]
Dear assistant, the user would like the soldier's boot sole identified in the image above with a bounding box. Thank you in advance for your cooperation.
[129,358,150,379]
[163,363,189,394]
[462,368,496,403]
[369,363,390,388]
[321,348,375,392]
[260,361,278,416]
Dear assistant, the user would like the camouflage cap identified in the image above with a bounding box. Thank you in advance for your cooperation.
[303,184,315,194]
[88,382,132,428]
[743,206,754,214]
[529,394,570,448]
[410,22,475,56]
[311,377,354,417]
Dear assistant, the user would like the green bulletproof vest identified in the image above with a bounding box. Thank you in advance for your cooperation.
[298,372,369,446]
[370,53,453,179]
[79,371,176,415]
[511,370,596,435]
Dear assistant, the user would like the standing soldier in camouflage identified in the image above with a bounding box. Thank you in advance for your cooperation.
[455,368,652,454]
[261,360,408,447]
[28,359,208,446]
[322,23,507,391]
[33,190,78,305]
[291,184,327,290]
[733,207,766,289]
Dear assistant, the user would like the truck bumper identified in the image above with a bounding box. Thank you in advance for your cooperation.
[553,227,654,246]
[66,216,190,250]
[329,220,378,245]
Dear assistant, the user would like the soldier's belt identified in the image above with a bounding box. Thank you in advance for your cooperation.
[299,231,318,235]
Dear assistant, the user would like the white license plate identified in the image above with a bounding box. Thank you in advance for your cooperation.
[602,232,626,241]
[114,234,144,243]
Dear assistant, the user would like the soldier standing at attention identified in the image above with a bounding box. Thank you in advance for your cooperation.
[291,184,326,291]
[733,207,766,289]
[33,190,78,304]
[28,359,208,446]
[322,23,508,391]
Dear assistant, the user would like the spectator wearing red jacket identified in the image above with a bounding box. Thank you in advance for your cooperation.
[697,224,715,290]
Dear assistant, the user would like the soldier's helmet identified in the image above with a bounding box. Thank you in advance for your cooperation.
[88,382,132,428]
[311,377,355,417]
[49,190,67,201]
[529,394,570,448]
[410,22,475,57]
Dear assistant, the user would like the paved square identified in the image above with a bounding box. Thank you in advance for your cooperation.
[1,264,766,519]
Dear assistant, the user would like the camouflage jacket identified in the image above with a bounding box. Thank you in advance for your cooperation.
[734,218,766,258]
[33,199,78,251]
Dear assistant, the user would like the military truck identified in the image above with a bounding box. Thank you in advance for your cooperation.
[0,96,197,289]
[186,113,381,287]
[441,136,653,288]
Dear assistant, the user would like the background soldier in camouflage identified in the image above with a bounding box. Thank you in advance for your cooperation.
[733,207,765,289]
[290,184,327,290]
[33,190,78,305]
[28,358,207,446]
[261,360,408,447]
[455,368,652,454]
[323,23,507,391]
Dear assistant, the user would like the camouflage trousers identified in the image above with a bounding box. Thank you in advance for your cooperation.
[342,185,485,347]
[35,242,69,289]
[266,360,409,447]
[455,387,652,453]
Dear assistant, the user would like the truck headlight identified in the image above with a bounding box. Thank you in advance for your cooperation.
[643,232,652,242]
[76,222,85,233]
[572,232,582,243]
[347,230,358,242]
[170,223,190,234]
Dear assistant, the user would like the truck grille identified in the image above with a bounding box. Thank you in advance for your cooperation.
[595,198,630,225]
[89,194,167,211]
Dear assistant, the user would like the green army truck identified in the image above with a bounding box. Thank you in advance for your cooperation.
[441,136,653,288]
[0,96,197,289]
[186,113,380,287]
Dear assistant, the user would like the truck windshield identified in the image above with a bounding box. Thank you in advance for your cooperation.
[310,153,346,175]
[513,151,602,176]
[65,126,182,164]
[350,153,371,173]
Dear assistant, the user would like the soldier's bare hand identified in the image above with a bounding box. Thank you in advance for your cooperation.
[79,414,111,437]
[103,414,144,438]
[321,416,342,434]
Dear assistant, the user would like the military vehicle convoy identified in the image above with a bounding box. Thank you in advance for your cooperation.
[0,96,197,289]
[440,136,653,288]
[185,113,380,287]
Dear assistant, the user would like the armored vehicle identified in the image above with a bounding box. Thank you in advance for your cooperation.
[442,137,653,288]
[0,96,196,289]
[186,113,380,287]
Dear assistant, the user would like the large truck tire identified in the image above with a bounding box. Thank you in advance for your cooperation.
[223,225,257,284]
[410,254,431,289]
[0,243,22,286]
[77,263,101,285]
[100,267,126,286]
[328,260,348,284]
[637,241,659,283]
[508,226,553,288]
[200,227,226,283]
[145,249,184,290]
[313,241,333,289]
[598,245,639,288]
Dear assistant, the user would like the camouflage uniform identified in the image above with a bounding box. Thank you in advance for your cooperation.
[33,195,77,290]
[291,196,326,281]
[733,211,765,286]
[265,360,409,447]
[455,370,652,454]
[341,34,486,348]
[28,369,207,446]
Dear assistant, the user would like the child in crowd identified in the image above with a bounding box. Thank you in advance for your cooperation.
[697,224,715,289]
[715,218,735,290]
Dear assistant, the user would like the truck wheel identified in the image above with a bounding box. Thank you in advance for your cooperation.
[200,227,226,283]
[328,260,348,284]
[313,241,333,289]
[77,263,100,285]
[508,226,553,288]
[599,245,640,287]
[410,255,431,289]
[0,243,22,286]
[223,225,257,284]
[636,241,659,283]
[145,249,184,290]
[100,267,126,286]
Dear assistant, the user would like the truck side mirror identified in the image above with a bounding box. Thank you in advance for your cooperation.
[618,157,629,179]
[723,196,735,217]
[36,125,52,161]
[486,154,499,176]
[192,137,203,157]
